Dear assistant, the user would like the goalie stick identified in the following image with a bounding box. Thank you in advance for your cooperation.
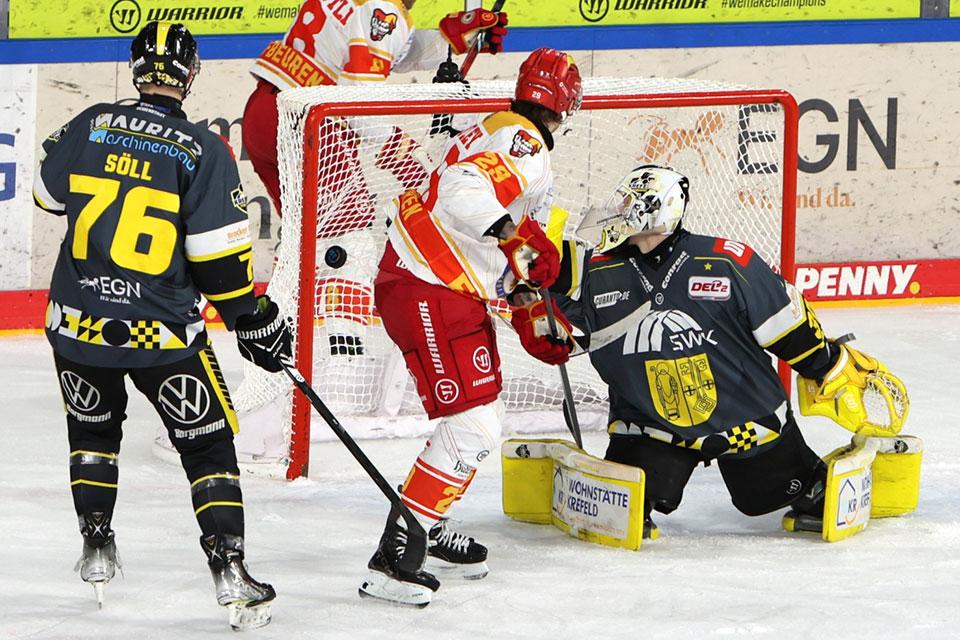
[277,355,428,571]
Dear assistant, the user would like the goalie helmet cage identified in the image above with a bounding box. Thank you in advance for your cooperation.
[230,78,798,480]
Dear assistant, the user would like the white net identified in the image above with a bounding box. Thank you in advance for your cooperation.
[232,77,794,475]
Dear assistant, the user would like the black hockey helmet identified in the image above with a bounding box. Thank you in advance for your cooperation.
[130,21,200,97]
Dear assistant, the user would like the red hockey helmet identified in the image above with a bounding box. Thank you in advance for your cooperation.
[515,48,583,122]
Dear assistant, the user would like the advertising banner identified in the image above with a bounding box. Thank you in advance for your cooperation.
[21,42,960,296]
[0,65,38,290]
[796,260,960,303]
[9,1,301,38]
[8,0,922,39]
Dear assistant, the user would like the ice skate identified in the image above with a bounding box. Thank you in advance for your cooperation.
[74,512,122,608]
[782,462,827,535]
[201,534,276,631]
[360,512,439,608]
[426,518,489,580]
[643,515,659,541]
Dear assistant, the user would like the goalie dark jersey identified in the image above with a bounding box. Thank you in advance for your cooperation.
[34,95,257,368]
[558,229,835,456]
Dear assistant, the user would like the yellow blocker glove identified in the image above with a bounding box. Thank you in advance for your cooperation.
[797,335,909,436]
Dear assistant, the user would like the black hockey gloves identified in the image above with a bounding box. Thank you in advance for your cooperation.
[235,295,292,373]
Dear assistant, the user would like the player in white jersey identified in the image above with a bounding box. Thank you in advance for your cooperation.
[243,0,508,357]
[243,0,509,224]
[358,48,583,608]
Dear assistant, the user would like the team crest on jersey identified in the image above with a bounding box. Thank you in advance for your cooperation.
[510,130,542,157]
[645,354,717,427]
[370,9,398,40]
[688,276,730,301]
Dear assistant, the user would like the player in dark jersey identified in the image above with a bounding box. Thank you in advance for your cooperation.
[544,164,901,538]
[33,21,290,630]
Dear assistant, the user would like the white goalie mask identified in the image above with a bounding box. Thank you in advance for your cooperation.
[578,165,690,253]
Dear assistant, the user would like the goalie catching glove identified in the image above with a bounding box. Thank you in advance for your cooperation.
[439,10,509,55]
[235,295,293,373]
[511,298,574,366]
[797,335,909,436]
[499,216,561,289]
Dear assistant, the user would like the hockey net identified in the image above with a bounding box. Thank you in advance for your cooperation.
[229,77,798,479]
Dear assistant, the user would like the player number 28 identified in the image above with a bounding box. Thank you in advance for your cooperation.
[69,174,180,276]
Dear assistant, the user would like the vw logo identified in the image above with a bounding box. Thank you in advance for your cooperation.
[60,371,100,411]
[158,374,210,424]
[579,0,609,22]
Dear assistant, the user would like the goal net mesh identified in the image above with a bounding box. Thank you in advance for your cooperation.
[230,77,793,475]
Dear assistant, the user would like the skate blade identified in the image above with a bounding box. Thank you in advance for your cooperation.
[427,558,489,581]
[93,582,105,608]
[358,571,433,608]
[227,601,272,631]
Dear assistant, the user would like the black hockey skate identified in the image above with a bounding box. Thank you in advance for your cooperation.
[427,518,489,580]
[360,511,440,608]
[201,534,276,631]
[643,515,659,541]
[74,512,122,608]
[782,462,827,534]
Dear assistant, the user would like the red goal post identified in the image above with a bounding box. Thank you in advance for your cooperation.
[229,78,798,480]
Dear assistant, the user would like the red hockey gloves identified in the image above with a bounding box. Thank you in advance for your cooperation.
[511,298,573,366]
[236,295,293,373]
[375,127,430,191]
[499,216,561,289]
[439,10,509,55]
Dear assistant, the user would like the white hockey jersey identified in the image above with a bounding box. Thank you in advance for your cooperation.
[385,111,555,302]
[251,0,446,88]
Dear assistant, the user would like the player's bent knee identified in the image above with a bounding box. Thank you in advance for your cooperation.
[719,423,822,516]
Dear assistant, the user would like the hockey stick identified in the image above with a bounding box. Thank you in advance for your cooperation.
[277,356,428,568]
[540,288,583,450]
[459,0,507,78]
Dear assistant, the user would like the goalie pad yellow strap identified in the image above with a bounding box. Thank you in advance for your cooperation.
[797,343,909,436]
[501,438,647,550]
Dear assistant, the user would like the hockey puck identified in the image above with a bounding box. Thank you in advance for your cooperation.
[325,245,347,268]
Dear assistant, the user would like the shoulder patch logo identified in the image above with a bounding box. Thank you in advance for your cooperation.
[231,183,248,212]
[510,130,542,158]
[370,9,398,41]
[688,276,731,301]
[712,238,754,267]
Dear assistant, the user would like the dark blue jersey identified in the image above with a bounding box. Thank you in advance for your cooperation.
[35,95,257,367]
[558,230,834,455]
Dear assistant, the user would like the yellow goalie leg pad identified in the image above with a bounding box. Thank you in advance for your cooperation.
[810,434,923,542]
[854,434,923,518]
[501,438,646,550]
[821,438,877,542]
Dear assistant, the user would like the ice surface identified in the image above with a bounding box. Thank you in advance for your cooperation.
[2,305,958,639]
